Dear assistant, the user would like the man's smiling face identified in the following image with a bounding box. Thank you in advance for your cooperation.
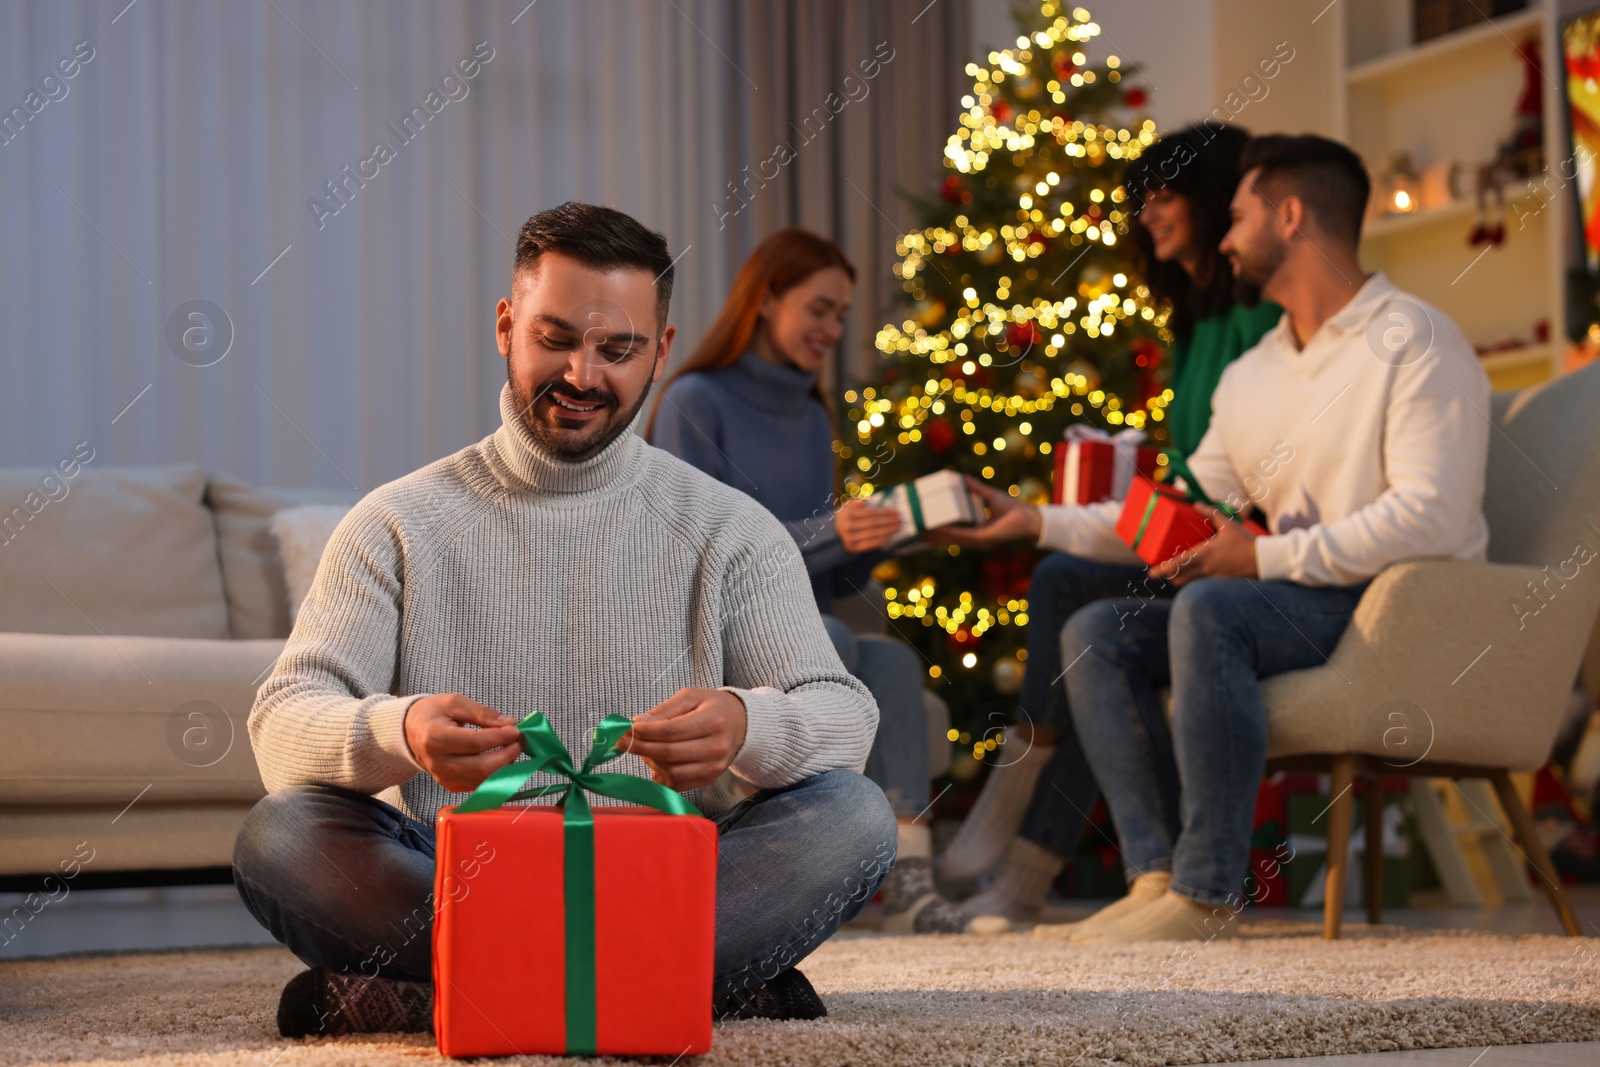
[496,252,675,461]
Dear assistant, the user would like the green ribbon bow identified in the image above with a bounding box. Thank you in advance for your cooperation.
[1160,450,1243,521]
[456,711,700,1055]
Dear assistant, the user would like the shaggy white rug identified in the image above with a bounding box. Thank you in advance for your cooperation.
[2,922,1597,1067]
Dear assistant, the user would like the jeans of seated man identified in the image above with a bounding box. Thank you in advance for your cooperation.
[232,770,896,996]
[820,614,928,819]
[1010,552,1180,860]
[1064,574,1368,905]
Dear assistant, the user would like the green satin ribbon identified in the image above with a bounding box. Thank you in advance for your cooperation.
[903,481,927,532]
[1131,490,1161,549]
[456,711,700,1055]
[1160,450,1242,522]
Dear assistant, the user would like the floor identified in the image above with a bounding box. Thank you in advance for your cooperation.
[2,883,1596,1067]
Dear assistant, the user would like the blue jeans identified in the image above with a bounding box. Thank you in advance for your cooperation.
[821,615,927,819]
[232,770,896,997]
[1064,576,1368,906]
[1012,553,1174,858]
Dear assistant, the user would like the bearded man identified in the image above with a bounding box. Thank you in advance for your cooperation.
[940,134,1490,941]
[233,202,893,1035]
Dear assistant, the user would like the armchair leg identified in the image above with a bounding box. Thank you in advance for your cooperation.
[1488,770,1582,937]
[1323,754,1359,940]
[1364,773,1384,926]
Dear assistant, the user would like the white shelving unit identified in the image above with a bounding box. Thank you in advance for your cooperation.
[1333,0,1581,391]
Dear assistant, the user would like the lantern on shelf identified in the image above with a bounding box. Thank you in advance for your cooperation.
[1383,152,1420,215]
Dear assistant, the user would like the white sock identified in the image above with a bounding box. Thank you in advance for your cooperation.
[897,820,932,861]
[939,727,1056,884]
[960,837,1065,923]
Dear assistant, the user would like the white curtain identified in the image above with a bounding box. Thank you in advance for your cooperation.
[0,0,968,491]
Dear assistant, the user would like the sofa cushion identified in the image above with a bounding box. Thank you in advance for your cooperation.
[270,504,355,625]
[0,802,259,875]
[0,632,279,805]
[0,463,229,639]
[205,474,358,639]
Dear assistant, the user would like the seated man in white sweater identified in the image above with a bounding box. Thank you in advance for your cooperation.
[938,134,1489,941]
[233,202,894,1035]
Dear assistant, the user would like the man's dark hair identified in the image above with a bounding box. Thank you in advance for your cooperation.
[514,202,675,330]
[1238,134,1371,246]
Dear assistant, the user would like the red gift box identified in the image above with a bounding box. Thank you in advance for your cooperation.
[432,711,717,1058]
[1052,427,1160,505]
[433,805,716,1057]
[1115,477,1216,565]
[1247,775,1290,907]
[1247,847,1291,906]
[1115,475,1269,566]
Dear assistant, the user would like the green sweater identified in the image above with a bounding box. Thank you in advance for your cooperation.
[1166,301,1283,458]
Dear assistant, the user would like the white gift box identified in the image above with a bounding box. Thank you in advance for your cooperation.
[868,469,981,544]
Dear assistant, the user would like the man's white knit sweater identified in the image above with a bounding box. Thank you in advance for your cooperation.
[1036,272,1492,585]
[248,384,879,822]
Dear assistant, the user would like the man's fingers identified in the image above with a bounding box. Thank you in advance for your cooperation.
[637,758,725,791]
[962,473,996,498]
[1196,504,1233,531]
[462,742,524,774]
[633,688,711,726]
[442,695,510,728]
[848,513,903,535]
[435,742,524,792]
[1157,542,1209,586]
[624,733,726,766]
[629,702,721,744]
[434,722,523,755]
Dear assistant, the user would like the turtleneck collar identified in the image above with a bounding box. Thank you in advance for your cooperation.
[718,350,821,412]
[485,382,646,495]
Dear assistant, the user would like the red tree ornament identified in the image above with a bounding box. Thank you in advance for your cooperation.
[1125,87,1148,109]
[1007,320,1044,349]
[923,417,956,454]
[1131,338,1165,406]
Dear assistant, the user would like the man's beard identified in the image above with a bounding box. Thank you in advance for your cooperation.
[506,340,651,462]
[1230,236,1286,309]
[1233,273,1265,309]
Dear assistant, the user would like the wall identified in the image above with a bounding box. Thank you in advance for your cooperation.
[0,0,970,491]
[1211,0,1341,140]
[969,0,1219,136]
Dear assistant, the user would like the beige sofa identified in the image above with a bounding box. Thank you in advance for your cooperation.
[0,464,354,876]
[0,462,941,877]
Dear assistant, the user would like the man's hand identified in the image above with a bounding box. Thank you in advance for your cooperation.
[836,498,905,553]
[926,474,1042,547]
[1149,505,1260,585]
[624,688,748,791]
[403,693,524,794]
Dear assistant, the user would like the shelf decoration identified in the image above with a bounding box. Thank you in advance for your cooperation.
[1382,152,1421,214]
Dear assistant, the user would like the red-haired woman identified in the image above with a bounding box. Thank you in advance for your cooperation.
[648,229,992,934]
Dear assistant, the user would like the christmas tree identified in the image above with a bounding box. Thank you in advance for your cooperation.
[843,0,1169,775]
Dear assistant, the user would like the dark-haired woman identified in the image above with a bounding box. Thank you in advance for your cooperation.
[936,122,1283,934]
[649,229,994,934]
